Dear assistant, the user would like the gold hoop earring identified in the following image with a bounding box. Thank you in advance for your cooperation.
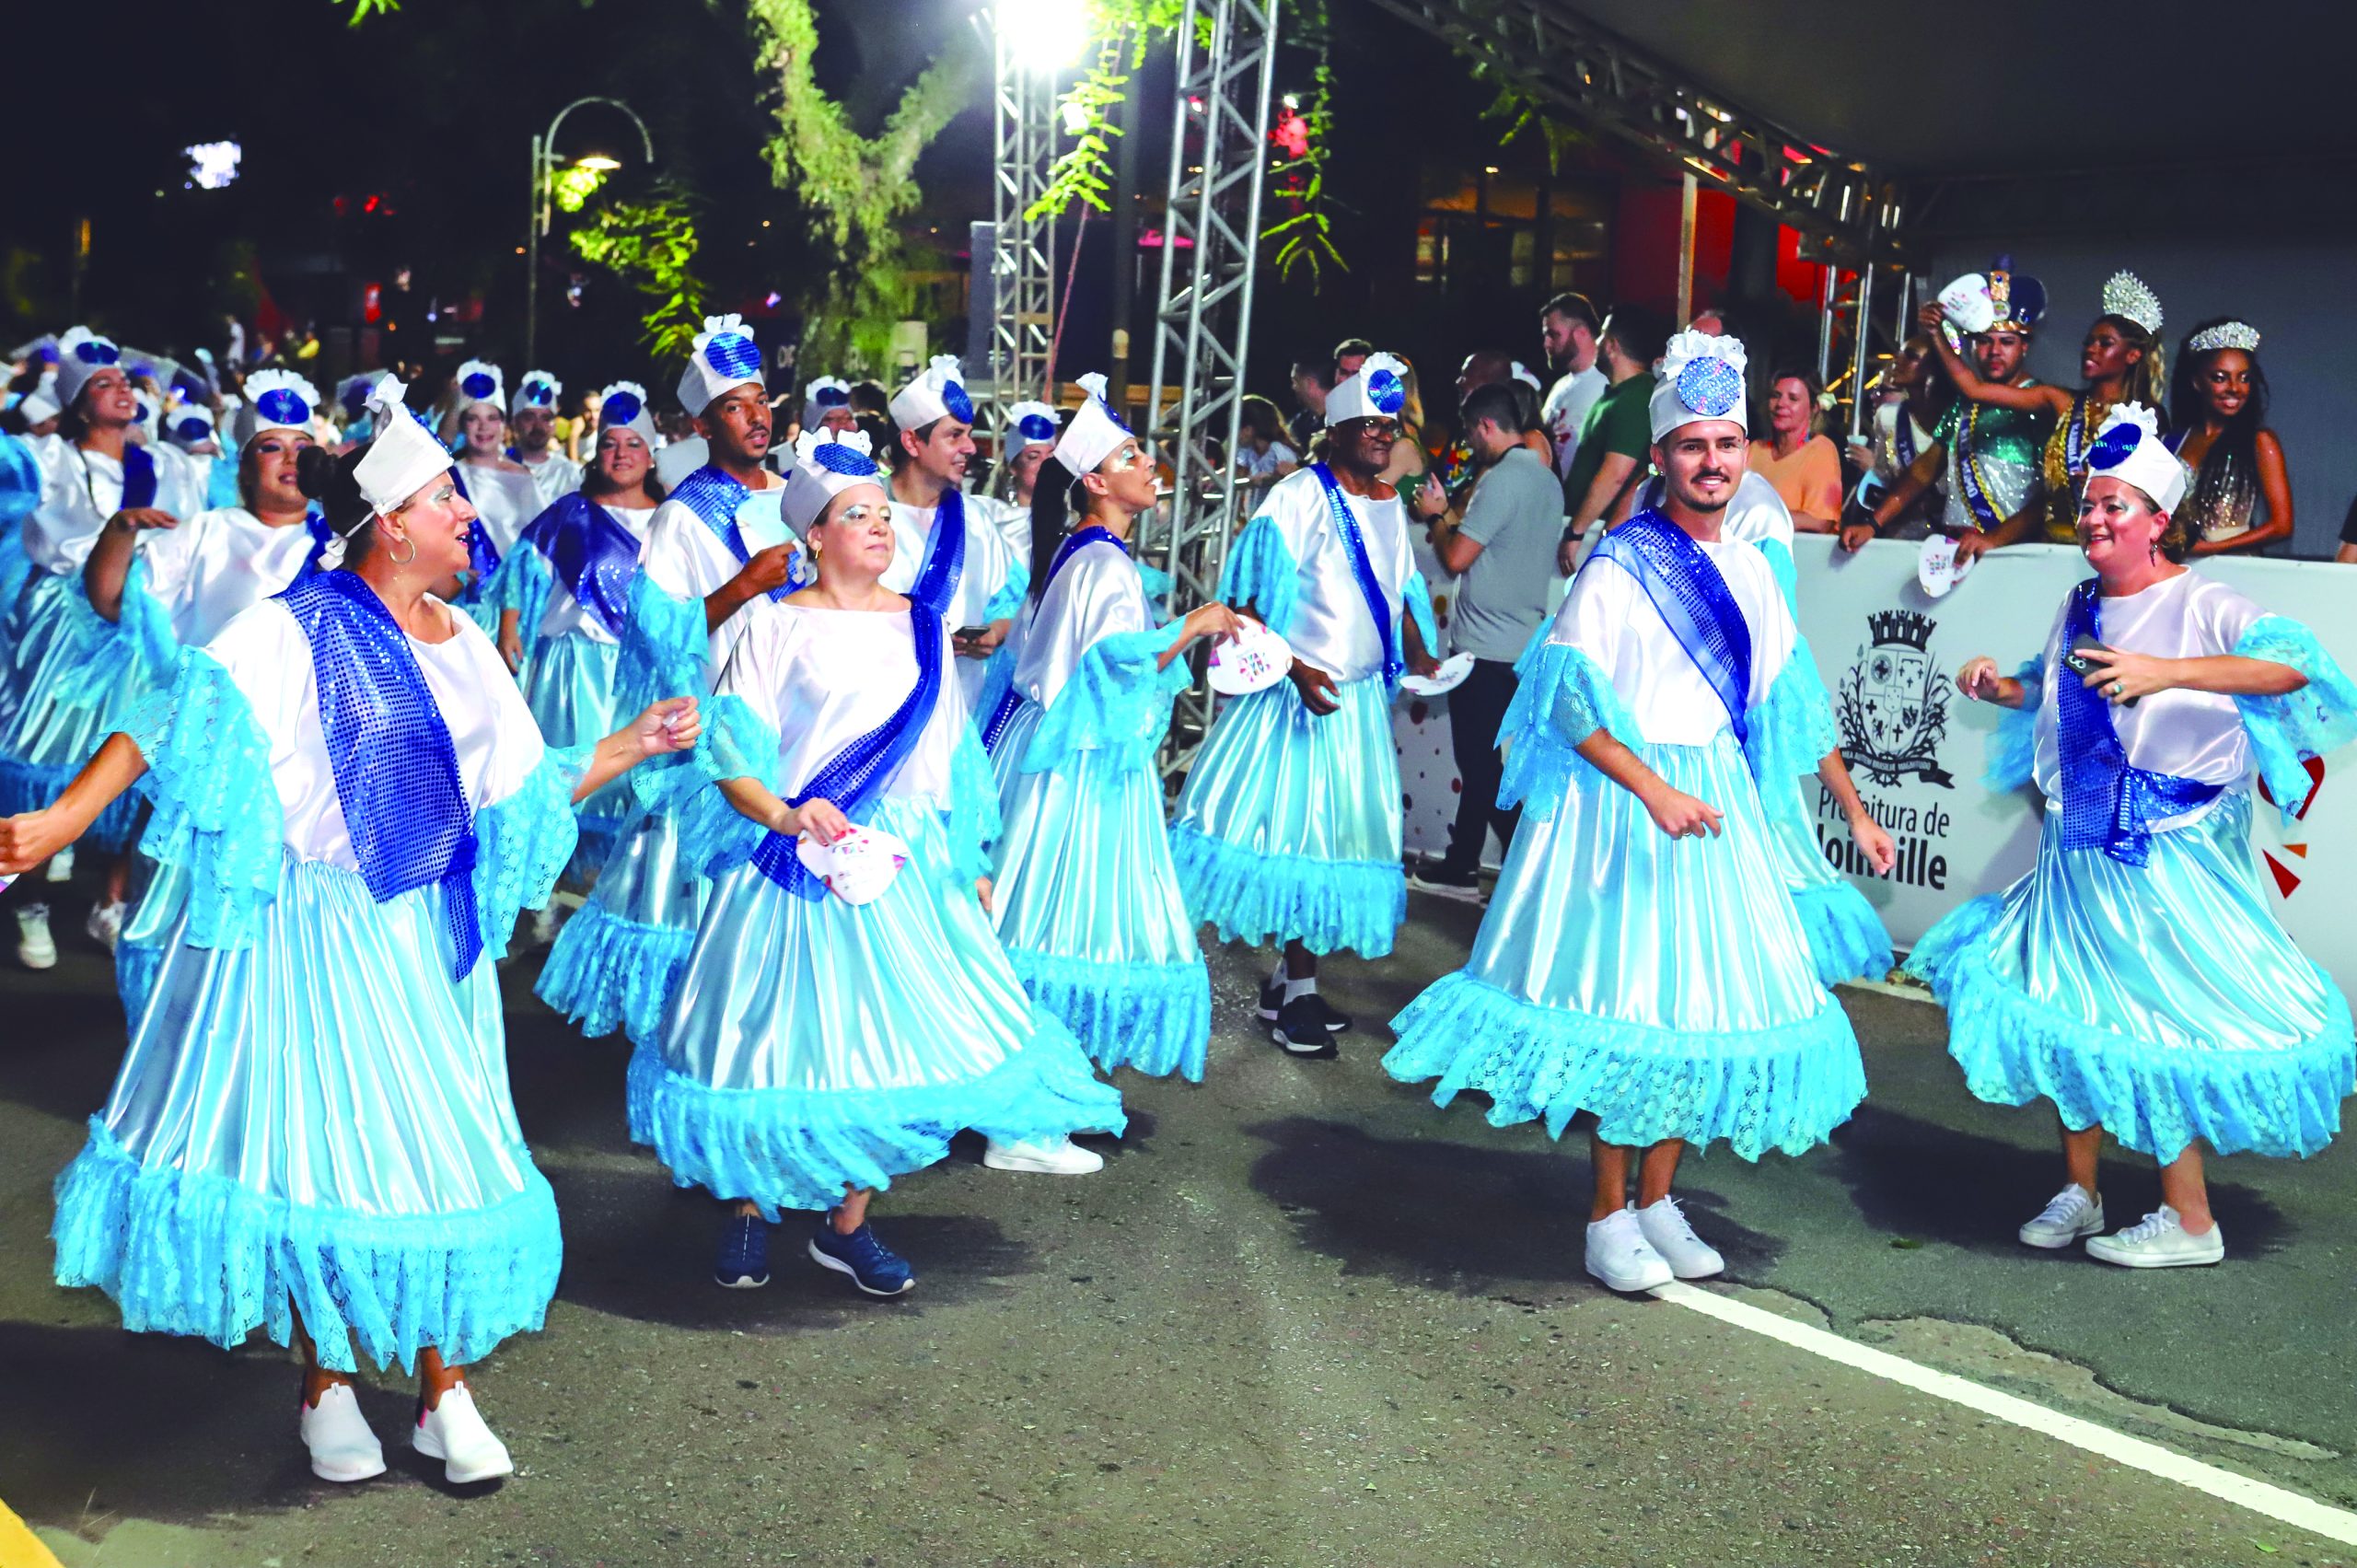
[389,534,418,566]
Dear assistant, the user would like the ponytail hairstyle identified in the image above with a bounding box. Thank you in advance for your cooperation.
[296,442,377,563]
[2094,314,2168,414]
[1027,452,1086,602]
[2168,317,2269,536]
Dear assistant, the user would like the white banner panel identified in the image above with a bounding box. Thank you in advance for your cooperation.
[1794,538,2357,996]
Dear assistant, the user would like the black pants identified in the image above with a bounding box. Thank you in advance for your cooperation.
[1438,656,1522,877]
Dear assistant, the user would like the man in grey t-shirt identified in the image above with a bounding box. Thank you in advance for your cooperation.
[1411,381,1563,900]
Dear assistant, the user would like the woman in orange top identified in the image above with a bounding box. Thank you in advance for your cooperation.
[1747,366,1843,532]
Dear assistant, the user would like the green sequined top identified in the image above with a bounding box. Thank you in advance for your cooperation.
[1933,379,2053,530]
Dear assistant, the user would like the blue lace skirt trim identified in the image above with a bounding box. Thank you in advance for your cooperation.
[1005,946,1213,1083]
[535,895,695,1044]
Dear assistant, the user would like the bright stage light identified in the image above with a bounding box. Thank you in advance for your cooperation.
[999,0,1089,72]
[184,141,241,191]
[574,154,622,172]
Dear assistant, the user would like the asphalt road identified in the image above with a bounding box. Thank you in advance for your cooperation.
[3,877,2352,1568]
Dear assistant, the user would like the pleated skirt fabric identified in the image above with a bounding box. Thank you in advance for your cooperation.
[521,633,628,879]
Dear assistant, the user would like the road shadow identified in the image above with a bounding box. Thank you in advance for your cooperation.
[547,1160,1033,1334]
[1828,1104,2287,1256]
[0,963,127,1126]
[1244,1115,1782,1295]
[0,1321,508,1532]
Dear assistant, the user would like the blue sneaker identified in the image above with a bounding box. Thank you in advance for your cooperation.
[714,1212,771,1289]
[807,1216,915,1297]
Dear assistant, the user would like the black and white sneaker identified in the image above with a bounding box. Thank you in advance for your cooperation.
[1407,864,1485,905]
[1271,994,1341,1057]
[1256,980,1353,1036]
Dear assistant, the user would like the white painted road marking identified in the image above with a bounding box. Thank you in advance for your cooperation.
[1654,1279,2357,1548]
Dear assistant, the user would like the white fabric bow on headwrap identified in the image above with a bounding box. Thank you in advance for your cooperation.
[2084,401,2187,514]
[678,315,764,418]
[783,427,885,536]
[1051,372,1133,478]
[236,369,322,449]
[596,380,657,447]
[454,359,506,414]
[888,354,975,432]
[353,376,456,522]
[1325,352,1410,426]
[1650,331,1749,442]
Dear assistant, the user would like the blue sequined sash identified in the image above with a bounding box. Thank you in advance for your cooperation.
[1589,510,1753,749]
[1893,411,1916,470]
[981,525,1127,753]
[519,493,639,639]
[1955,403,2002,528]
[671,464,797,601]
[2055,578,2223,865]
[449,467,503,586]
[749,602,947,900]
[1309,462,1403,686]
[296,506,334,577]
[908,484,969,621]
[119,441,157,511]
[276,571,483,977]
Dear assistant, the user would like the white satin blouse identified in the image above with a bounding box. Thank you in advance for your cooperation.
[715,602,959,806]
[1011,537,1163,711]
[140,507,316,646]
[25,435,204,575]
[458,463,545,558]
[638,479,792,678]
[1251,466,1418,684]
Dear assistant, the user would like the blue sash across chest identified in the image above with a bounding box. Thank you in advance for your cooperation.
[908,484,969,621]
[2054,578,2223,865]
[119,441,158,511]
[1308,462,1403,685]
[670,464,803,600]
[749,602,948,900]
[275,570,485,979]
[519,493,639,639]
[1588,511,1753,750]
[980,526,1126,753]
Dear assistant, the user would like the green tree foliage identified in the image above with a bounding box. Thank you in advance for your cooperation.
[568,188,710,360]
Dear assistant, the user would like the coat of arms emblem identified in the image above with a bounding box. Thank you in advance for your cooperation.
[1839,610,1954,787]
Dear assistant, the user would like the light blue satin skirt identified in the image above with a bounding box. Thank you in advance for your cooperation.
[1908,793,2355,1162]
[1168,673,1405,958]
[51,854,562,1374]
[1761,785,1894,987]
[538,797,704,1043]
[522,633,628,879]
[632,796,1126,1217]
[1385,732,1865,1158]
[0,574,138,847]
[987,701,1212,1082]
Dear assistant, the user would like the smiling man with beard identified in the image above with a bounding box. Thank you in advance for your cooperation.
[1386,331,1893,1295]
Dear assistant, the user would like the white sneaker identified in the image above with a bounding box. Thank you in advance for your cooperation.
[1585,1207,1674,1294]
[528,903,561,947]
[981,1136,1104,1175]
[86,899,126,952]
[298,1382,386,1483]
[2085,1205,2224,1270]
[2018,1183,2105,1249]
[15,904,56,970]
[1633,1195,1724,1280]
[412,1383,514,1483]
[44,845,74,883]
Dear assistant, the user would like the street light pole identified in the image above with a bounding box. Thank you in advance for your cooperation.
[524,97,656,371]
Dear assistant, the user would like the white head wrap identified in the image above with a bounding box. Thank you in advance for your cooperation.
[515,369,561,412]
[53,326,123,411]
[2084,401,2186,514]
[353,377,456,517]
[888,354,975,432]
[236,369,321,448]
[17,383,61,426]
[1051,373,1133,478]
[678,314,764,418]
[453,358,506,415]
[1325,351,1410,427]
[1004,399,1059,456]
[164,401,218,452]
[801,375,853,429]
[783,428,885,536]
[595,380,657,448]
[1650,331,1750,442]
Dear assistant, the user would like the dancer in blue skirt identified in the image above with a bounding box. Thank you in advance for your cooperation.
[539,319,801,1044]
[1386,332,1895,1294]
[979,376,1242,1083]
[634,426,1122,1293]
[1914,401,2357,1268]
[1168,351,1442,1054]
[0,392,699,1483]
[487,380,665,890]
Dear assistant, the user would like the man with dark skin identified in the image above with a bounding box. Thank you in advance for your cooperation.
[693,383,799,633]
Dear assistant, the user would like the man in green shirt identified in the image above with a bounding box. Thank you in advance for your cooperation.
[1555,303,1670,575]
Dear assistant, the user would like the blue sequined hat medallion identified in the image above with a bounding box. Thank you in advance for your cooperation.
[1367,368,1406,416]
[257,388,311,427]
[814,442,879,478]
[1676,356,1743,419]
[602,390,644,427]
[705,332,761,380]
[942,380,975,424]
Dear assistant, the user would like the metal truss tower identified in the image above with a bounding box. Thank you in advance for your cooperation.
[987,6,1061,438]
[1140,0,1280,781]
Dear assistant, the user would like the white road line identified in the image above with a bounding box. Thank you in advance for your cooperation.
[1653,1279,2357,1548]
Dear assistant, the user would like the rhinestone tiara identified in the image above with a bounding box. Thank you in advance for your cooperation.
[2100,270,2164,335]
[2187,320,2260,354]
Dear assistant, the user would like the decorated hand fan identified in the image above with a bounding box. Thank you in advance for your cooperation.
[1917,533,1974,598]
[795,822,911,905]
[1207,620,1295,696]
[1936,273,1997,336]
[1399,650,1477,697]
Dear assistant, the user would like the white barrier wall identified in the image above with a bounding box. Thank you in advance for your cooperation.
[1393,538,2357,997]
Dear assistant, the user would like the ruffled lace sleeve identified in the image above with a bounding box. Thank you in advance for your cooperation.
[1138,562,1176,624]
[2235,615,2357,820]
[614,567,712,712]
[49,560,180,714]
[1496,640,1646,817]
[471,744,587,960]
[1217,515,1300,636]
[672,692,779,877]
[1018,626,1188,777]
[483,539,555,657]
[1983,656,2046,794]
[127,648,284,950]
[1743,634,1840,784]
[946,720,1005,885]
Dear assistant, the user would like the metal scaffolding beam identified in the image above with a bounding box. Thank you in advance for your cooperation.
[1140,0,1280,781]
[986,8,1060,437]
[1362,0,1905,264]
